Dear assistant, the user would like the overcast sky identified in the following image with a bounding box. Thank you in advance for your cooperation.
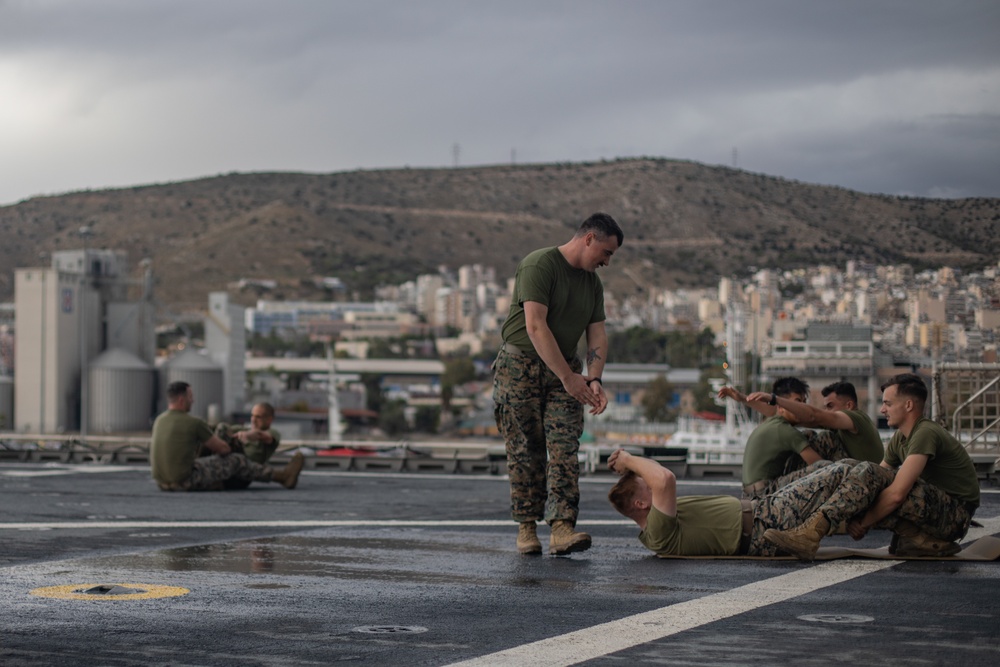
[1,0,998,207]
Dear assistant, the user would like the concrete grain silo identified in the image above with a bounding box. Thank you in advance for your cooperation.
[88,349,155,433]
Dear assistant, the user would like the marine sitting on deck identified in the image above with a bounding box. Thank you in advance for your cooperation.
[151,381,303,492]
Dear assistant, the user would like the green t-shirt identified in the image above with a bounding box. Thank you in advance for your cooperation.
[835,409,884,463]
[741,416,809,485]
[500,246,605,359]
[241,428,280,465]
[884,417,980,508]
[150,410,214,484]
[639,496,742,557]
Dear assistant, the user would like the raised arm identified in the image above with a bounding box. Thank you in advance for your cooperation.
[236,428,275,446]
[746,391,856,432]
[718,385,777,418]
[608,448,677,516]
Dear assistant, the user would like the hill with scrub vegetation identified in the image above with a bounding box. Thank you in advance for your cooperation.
[1,158,998,312]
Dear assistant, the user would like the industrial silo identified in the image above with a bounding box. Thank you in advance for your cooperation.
[88,348,154,433]
[0,375,13,430]
[160,349,224,422]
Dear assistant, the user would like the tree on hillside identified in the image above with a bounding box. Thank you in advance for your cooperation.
[414,406,440,434]
[378,399,409,436]
[361,374,386,414]
[693,367,728,415]
[608,326,723,367]
[609,326,666,363]
[641,375,676,422]
[441,357,476,409]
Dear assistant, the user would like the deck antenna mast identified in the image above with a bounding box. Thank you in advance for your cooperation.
[723,300,750,435]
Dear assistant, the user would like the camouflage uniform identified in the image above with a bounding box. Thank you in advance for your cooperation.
[157,454,275,492]
[747,460,889,556]
[776,429,852,478]
[866,465,974,542]
[745,459,837,500]
[493,347,583,524]
[802,429,852,461]
[761,427,864,500]
[214,423,280,490]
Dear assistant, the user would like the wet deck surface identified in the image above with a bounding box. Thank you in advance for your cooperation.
[2,461,999,666]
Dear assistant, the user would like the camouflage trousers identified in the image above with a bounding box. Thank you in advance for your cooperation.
[748,460,889,556]
[493,347,583,524]
[214,424,252,489]
[865,465,974,542]
[779,429,852,479]
[158,454,274,492]
[744,460,838,501]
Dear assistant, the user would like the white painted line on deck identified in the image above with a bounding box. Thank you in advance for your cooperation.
[1,514,996,534]
[445,559,899,667]
[0,466,133,477]
[443,514,1000,667]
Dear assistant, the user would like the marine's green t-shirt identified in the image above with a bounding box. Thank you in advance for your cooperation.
[884,417,980,508]
[240,428,280,465]
[500,246,605,359]
[150,410,214,484]
[741,416,809,485]
[834,409,884,463]
[639,496,742,556]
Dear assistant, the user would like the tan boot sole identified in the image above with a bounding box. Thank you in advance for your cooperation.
[277,454,305,489]
[549,535,592,556]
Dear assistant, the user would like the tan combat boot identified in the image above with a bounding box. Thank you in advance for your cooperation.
[890,520,961,557]
[763,512,831,561]
[271,452,305,489]
[549,520,592,555]
[517,521,542,555]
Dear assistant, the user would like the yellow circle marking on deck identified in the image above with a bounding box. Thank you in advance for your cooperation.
[30,583,190,600]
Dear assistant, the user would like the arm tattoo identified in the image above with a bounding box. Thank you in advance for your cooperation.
[586,347,602,365]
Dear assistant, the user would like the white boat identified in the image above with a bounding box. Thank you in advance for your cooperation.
[671,413,750,465]
[670,302,752,466]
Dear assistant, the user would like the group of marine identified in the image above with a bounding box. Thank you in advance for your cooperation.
[608,373,980,560]
[147,211,981,563]
[487,212,980,561]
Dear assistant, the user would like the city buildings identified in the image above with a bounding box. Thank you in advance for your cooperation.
[4,246,999,436]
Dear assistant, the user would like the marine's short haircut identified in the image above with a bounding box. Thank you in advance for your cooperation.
[255,402,275,418]
[772,376,809,399]
[608,471,641,517]
[822,381,858,405]
[166,381,190,401]
[880,373,928,404]
[577,212,624,247]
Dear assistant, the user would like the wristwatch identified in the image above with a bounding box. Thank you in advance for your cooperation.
[768,393,778,406]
